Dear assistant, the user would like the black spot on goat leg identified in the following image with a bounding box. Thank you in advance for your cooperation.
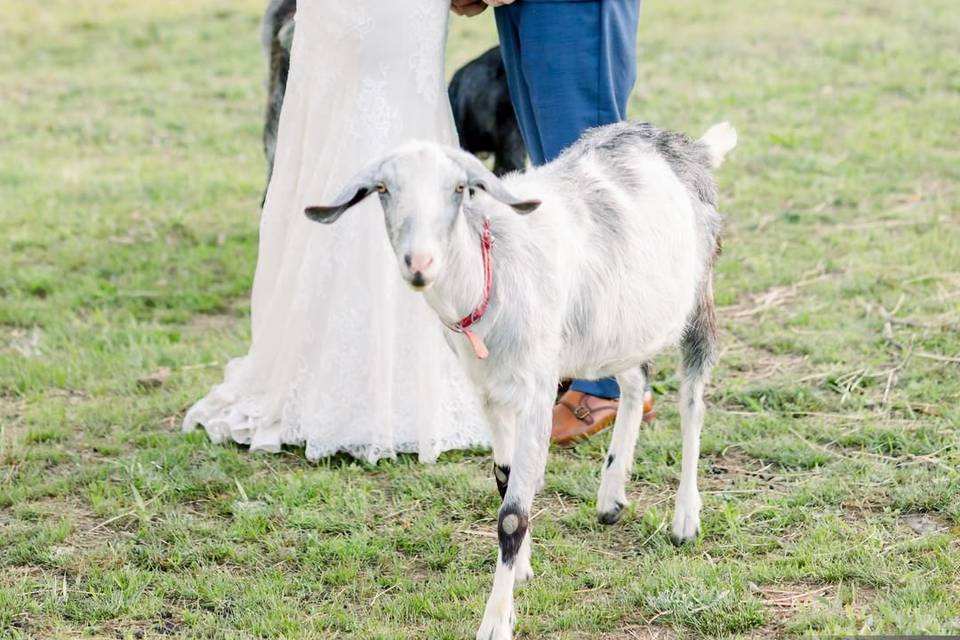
[606,454,615,469]
[493,464,510,500]
[497,501,529,567]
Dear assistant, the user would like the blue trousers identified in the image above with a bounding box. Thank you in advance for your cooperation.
[495,0,640,400]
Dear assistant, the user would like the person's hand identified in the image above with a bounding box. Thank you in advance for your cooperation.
[483,0,516,5]
[451,0,487,17]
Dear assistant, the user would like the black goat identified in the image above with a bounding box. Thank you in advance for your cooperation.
[261,0,296,203]
[448,46,527,176]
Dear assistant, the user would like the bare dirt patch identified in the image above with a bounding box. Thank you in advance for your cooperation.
[900,512,952,536]
[575,625,678,640]
[750,582,835,611]
[719,333,814,385]
[14,496,109,551]
[699,450,814,498]
[751,581,878,633]
[720,270,836,321]
[4,326,44,358]
[0,565,50,587]
[185,312,242,336]
[0,396,28,449]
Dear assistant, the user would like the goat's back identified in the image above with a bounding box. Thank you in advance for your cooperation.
[562,121,723,255]
[504,122,724,378]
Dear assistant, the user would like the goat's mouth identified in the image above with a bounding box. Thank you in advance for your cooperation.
[407,273,434,292]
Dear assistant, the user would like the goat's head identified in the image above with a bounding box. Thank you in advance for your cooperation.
[305,143,540,290]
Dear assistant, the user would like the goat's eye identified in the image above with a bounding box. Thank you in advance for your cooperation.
[375,182,388,194]
[455,183,466,194]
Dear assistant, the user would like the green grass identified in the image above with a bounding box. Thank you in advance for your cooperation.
[1,0,959,637]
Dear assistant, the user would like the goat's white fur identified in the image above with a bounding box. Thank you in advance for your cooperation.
[306,121,736,640]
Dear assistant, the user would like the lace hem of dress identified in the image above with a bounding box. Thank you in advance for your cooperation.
[182,374,490,465]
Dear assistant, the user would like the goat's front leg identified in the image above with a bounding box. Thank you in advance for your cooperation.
[484,401,516,502]
[596,367,647,524]
[484,401,534,584]
[476,393,551,640]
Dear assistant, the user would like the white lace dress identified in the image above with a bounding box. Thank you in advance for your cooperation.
[183,1,490,463]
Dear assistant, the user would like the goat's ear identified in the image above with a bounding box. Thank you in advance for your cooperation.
[446,149,541,214]
[305,187,373,224]
[304,162,382,224]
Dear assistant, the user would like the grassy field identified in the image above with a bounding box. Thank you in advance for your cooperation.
[1,0,959,638]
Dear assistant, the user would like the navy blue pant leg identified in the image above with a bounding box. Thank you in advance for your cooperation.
[495,0,640,400]
[494,7,546,165]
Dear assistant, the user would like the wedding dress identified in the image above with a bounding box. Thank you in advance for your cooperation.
[183,0,490,463]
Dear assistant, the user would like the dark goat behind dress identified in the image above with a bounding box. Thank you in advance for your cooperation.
[260,3,525,203]
[448,46,527,176]
[261,0,296,205]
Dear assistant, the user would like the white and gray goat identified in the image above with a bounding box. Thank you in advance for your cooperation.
[305,120,737,640]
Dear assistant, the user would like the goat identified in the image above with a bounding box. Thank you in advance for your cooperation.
[304,120,737,640]
[261,0,296,204]
[448,46,527,176]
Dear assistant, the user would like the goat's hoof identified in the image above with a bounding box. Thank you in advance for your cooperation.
[670,512,701,546]
[476,613,514,640]
[669,529,699,546]
[597,501,627,525]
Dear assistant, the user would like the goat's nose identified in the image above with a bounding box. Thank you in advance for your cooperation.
[405,253,434,273]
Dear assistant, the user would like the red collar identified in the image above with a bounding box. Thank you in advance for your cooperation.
[446,217,494,359]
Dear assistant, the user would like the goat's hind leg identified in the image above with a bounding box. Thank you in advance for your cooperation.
[672,279,718,545]
[596,366,647,525]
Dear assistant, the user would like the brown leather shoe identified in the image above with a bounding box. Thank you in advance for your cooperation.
[552,390,618,446]
[551,388,656,447]
[642,387,656,425]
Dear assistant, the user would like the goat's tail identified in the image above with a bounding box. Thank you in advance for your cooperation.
[699,122,738,169]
